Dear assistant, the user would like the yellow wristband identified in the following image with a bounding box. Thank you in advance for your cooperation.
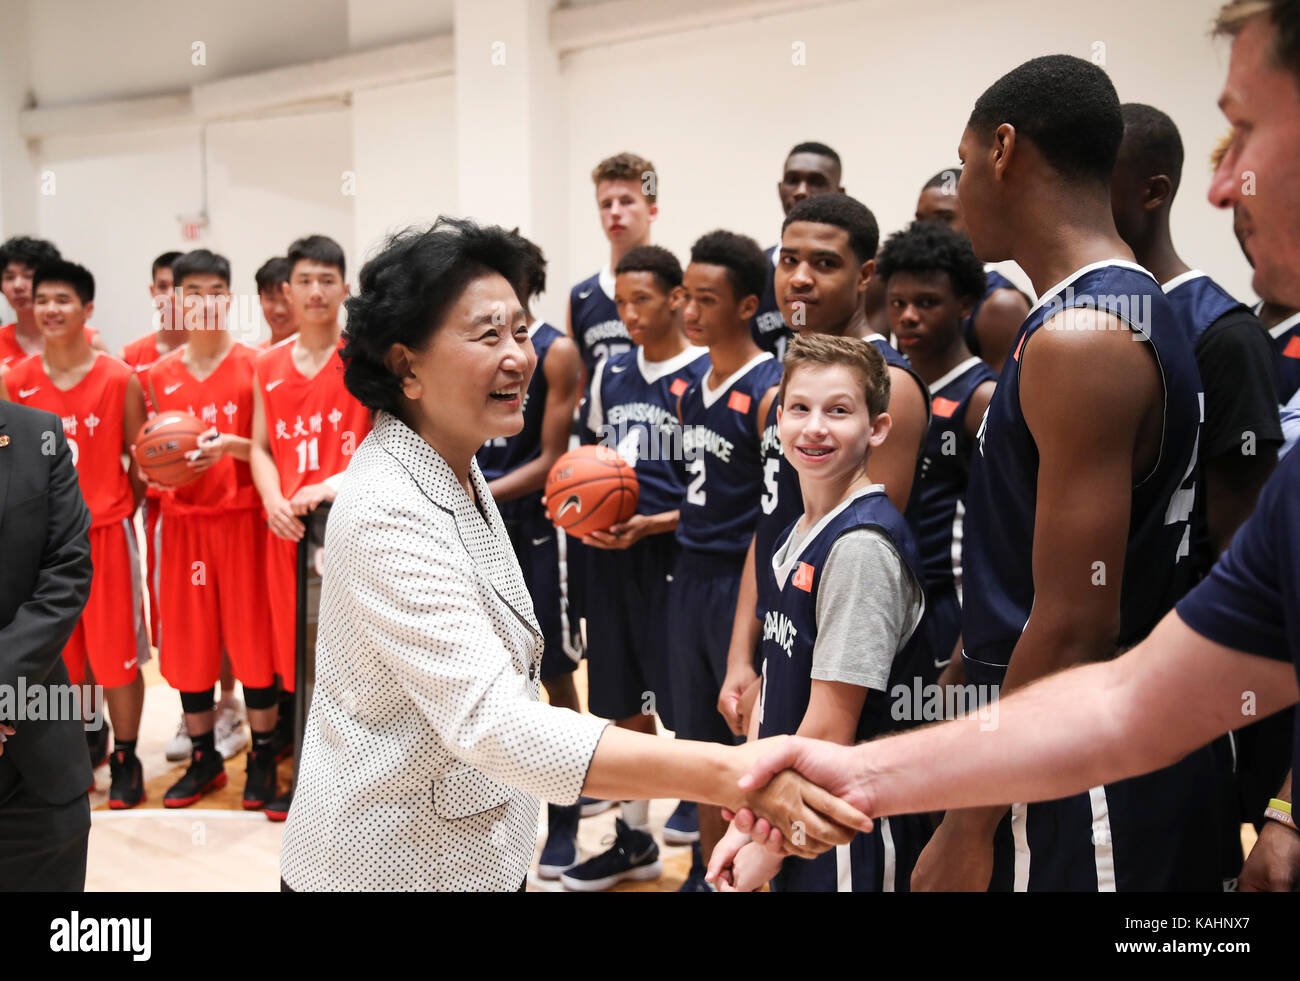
[1264,799,1296,830]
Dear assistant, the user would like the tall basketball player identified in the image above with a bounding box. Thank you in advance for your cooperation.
[910,55,1221,892]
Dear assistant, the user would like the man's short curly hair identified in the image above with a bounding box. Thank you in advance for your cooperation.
[591,152,657,204]
[876,221,987,301]
[616,245,682,293]
[341,217,535,417]
[689,230,768,301]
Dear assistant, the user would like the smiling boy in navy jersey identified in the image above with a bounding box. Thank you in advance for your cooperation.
[559,245,709,891]
[710,334,926,892]
[878,222,997,684]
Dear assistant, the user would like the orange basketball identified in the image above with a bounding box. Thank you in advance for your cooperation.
[545,445,638,538]
[133,411,206,488]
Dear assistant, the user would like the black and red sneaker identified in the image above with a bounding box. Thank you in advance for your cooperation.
[268,723,294,764]
[265,789,292,822]
[242,748,278,810]
[163,749,227,808]
[108,749,145,809]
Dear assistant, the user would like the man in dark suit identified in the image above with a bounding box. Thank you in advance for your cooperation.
[0,399,94,890]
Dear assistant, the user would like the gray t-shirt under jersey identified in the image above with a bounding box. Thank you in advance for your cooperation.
[772,523,924,692]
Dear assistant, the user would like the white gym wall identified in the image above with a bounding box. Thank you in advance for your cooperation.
[0,0,1245,352]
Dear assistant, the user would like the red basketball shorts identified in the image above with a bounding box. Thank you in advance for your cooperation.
[265,531,298,692]
[158,508,274,692]
[62,519,149,688]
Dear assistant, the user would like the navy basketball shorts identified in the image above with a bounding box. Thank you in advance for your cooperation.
[667,548,746,746]
[964,655,1225,891]
[584,532,678,727]
[915,585,961,689]
[771,814,926,892]
[502,506,579,682]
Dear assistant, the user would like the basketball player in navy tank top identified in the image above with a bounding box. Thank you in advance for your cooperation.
[563,154,652,804]
[559,246,709,891]
[915,168,1032,372]
[1111,102,1288,885]
[475,235,586,878]
[896,55,1223,893]
[669,230,783,887]
[717,194,930,743]
[877,222,997,687]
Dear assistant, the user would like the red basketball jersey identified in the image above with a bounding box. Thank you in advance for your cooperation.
[0,323,101,370]
[143,342,261,514]
[121,332,162,372]
[6,353,134,526]
[256,338,370,499]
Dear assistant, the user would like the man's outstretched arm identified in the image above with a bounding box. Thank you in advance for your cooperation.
[724,610,1297,854]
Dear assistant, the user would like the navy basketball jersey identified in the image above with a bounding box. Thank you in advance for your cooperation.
[963,268,1022,360]
[905,357,997,603]
[588,344,710,516]
[1260,306,1300,404]
[477,322,561,519]
[753,334,929,614]
[751,245,793,358]
[676,353,784,556]
[1162,270,1246,346]
[569,266,631,379]
[757,486,926,892]
[962,261,1202,681]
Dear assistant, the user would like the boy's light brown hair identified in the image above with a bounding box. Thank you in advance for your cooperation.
[778,333,890,418]
[1214,1,1300,80]
[591,152,657,204]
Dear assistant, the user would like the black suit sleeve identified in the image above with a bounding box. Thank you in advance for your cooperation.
[0,423,92,700]
[1195,308,1285,463]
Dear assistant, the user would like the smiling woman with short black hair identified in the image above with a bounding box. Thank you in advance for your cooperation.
[277,217,866,892]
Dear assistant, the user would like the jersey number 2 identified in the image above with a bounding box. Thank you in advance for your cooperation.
[686,456,706,506]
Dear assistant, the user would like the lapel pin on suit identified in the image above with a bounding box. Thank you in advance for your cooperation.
[0,435,10,447]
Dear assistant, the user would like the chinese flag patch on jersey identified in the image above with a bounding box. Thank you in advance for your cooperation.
[792,562,815,592]
[932,396,960,418]
[1284,336,1300,359]
[670,378,689,396]
[728,390,752,414]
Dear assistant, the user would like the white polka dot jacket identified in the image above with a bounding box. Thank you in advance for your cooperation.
[280,411,609,890]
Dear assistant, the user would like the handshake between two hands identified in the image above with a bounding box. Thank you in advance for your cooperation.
[707,735,874,892]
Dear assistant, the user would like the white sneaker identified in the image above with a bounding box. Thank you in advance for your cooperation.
[215,699,249,760]
[164,714,192,762]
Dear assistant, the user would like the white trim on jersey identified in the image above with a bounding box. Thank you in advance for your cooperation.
[1088,785,1117,891]
[698,350,775,409]
[122,518,151,668]
[586,359,607,434]
[635,344,708,385]
[770,483,886,589]
[835,842,853,892]
[881,817,897,893]
[1268,311,1300,340]
[1160,269,1209,294]
[927,356,984,396]
[950,498,966,608]
[1027,259,1156,317]
[598,263,616,302]
[1011,801,1031,891]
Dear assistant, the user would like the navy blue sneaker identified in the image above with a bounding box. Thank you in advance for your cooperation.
[561,817,661,891]
[538,802,580,878]
[579,796,614,818]
[676,840,714,892]
[662,800,699,845]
